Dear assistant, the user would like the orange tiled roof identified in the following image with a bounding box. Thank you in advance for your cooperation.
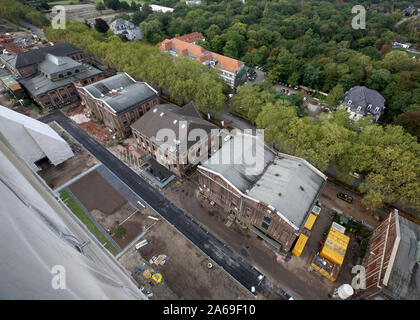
[160,38,243,74]
[176,32,205,43]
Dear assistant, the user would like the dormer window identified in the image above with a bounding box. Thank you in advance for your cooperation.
[367,104,372,110]
[356,106,362,112]
[347,99,352,105]
[375,107,380,112]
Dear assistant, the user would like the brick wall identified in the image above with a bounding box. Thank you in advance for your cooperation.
[197,168,298,251]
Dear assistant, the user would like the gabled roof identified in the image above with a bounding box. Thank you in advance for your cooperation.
[343,86,385,116]
[15,43,82,68]
[160,38,243,73]
[0,105,74,171]
[80,73,158,114]
[131,102,218,150]
[199,133,327,230]
[176,32,205,43]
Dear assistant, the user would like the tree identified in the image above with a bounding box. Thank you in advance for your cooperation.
[94,18,109,33]
[302,63,322,89]
[96,2,106,11]
[394,111,420,141]
[325,84,344,109]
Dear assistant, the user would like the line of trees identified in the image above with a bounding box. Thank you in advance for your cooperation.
[0,0,49,27]
[231,83,420,213]
[135,0,420,122]
[45,21,226,114]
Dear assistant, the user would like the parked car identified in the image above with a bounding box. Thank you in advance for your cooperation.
[337,193,353,203]
[294,86,299,90]
[281,88,286,93]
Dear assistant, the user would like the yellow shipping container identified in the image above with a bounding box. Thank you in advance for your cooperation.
[304,213,317,230]
[319,227,350,266]
[292,234,308,257]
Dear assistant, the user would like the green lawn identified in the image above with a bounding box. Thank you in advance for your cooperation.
[59,189,118,255]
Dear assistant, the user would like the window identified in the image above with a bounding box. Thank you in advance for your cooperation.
[261,216,271,230]
[347,100,352,105]
[220,194,226,204]
[67,71,72,76]
[356,106,362,112]
[231,200,237,208]
[75,69,80,73]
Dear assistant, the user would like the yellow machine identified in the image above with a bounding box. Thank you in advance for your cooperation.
[142,269,152,279]
[152,273,162,284]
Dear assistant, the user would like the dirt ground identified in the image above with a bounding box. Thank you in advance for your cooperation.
[162,174,367,299]
[65,168,253,300]
[37,122,97,189]
[63,105,112,143]
[0,92,40,119]
[69,171,127,214]
[118,211,253,300]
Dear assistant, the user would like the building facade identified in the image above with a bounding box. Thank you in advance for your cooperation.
[160,38,246,89]
[14,42,85,78]
[77,72,159,137]
[110,19,142,41]
[356,210,420,300]
[342,86,385,123]
[131,102,219,177]
[197,133,327,253]
[19,53,103,111]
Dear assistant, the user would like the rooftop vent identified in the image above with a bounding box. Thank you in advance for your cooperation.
[300,186,304,191]
[173,120,178,124]
[160,112,164,117]
[181,124,186,129]
[153,108,157,112]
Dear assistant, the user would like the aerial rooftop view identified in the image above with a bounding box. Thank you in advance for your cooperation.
[0,0,419,311]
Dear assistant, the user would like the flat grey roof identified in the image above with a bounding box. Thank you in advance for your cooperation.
[15,42,82,68]
[383,215,420,299]
[83,73,158,114]
[200,133,326,228]
[20,67,102,96]
[39,54,82,75]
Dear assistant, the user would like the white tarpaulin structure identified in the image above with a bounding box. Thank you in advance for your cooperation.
[0,105,74,171]
[0,131,146,300]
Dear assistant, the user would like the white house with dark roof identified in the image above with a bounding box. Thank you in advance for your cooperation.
[342,86,385,123]
[109,19,142,41]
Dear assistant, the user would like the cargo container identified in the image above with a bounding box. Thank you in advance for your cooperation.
[292,233,308,257]
[304,213,317,231]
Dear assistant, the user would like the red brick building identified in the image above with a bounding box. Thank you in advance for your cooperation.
[131,102,219,177]
[77,72,159,137]
[356,210,420,300]
[197,133,327,253]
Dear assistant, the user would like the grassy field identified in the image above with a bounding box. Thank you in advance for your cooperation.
[59,189,118,255]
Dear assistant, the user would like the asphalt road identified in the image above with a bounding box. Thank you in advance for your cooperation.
[40,111,292,300]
